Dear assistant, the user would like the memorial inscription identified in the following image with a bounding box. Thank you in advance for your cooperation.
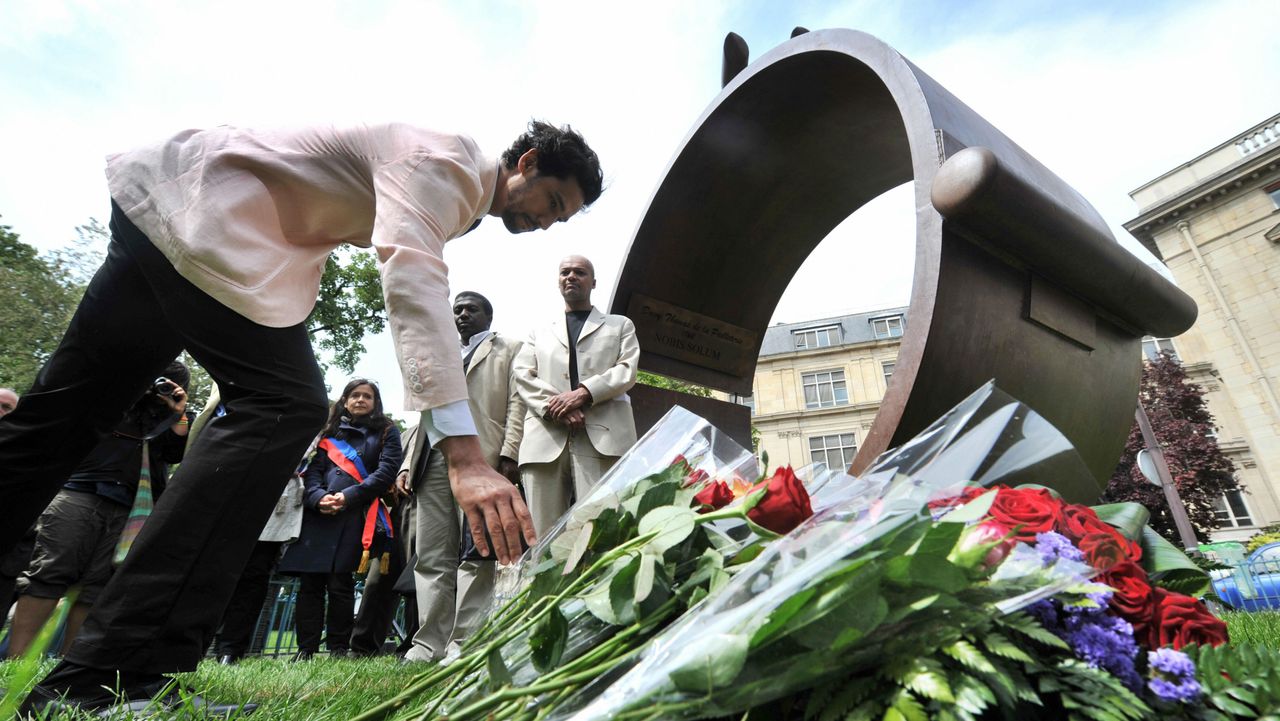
[626,294,759,379]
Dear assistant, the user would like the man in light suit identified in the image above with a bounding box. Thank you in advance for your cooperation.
[400,291,525,661]
[514,256,640,535]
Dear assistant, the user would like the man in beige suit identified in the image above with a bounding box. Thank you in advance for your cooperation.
[514,256,640,535]
[400,291,525,661]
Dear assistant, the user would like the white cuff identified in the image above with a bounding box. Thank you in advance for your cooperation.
[421,399,478,447]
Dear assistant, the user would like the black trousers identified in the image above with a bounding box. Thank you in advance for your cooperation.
[350,498,413,655]
[295,573,355,653]
[0,201,329,674]
[215,541,283,658]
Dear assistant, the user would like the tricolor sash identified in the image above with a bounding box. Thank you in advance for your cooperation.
[318,436,393,574]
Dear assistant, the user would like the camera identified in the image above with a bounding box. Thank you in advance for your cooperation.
[152,377,178,397]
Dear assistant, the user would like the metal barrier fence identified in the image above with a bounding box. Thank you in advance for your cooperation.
[223,575,409,658]
[1201,541,1280,612]
[0,575,408,659]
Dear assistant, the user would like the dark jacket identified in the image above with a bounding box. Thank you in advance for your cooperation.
[62,403,192,507]
[278,418,402,574]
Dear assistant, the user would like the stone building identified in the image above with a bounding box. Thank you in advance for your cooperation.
[741,307,906,473]
[1125,113,1280,542]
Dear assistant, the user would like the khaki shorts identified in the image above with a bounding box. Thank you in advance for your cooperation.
[16,489,129,605]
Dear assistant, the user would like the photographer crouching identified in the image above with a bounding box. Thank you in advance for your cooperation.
[5,360,193,658]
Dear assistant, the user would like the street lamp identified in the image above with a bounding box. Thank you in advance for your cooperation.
[1134,404,1200,553]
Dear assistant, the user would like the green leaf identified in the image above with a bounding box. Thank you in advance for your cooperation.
[587,507,632,552]
[635,552,657,604]
[636,479,679,519]
[942,640,996,674]
[528,605,569,672]
[749,587,817,647]
[486,646,512,688]
[668,632,749,693]
[899,659,955,703]
[939,489,998,524]
[890,691,928,721]
[728,540,767,567]
[608,555,641,624]
[982,633,1032,663]
[916,521,965,559]
[1141,526,1211,596]
[1091,502,1149,541]
[999,612,1069,649]
[905,556,969,593]
[563,520,594,575]
[637,506,697,555]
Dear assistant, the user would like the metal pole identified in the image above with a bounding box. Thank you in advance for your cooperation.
[1135,403,1200,552]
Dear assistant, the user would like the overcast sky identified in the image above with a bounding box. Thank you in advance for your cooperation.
[2,0,1276,413]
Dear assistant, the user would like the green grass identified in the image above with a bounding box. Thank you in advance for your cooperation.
[1223,610,1280,648]
[0,655,429,720]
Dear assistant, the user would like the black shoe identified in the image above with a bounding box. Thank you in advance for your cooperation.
[292,649,315,662]
[328,648,348,658]
[18,678,258,718]
[216,654,239,666]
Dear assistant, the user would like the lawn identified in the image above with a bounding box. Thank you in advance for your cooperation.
[3,610,1277,720]
[1,655,428,720]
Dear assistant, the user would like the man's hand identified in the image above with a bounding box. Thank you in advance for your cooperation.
[441,435,537,564]
[558,408,586,432]
[392,469,412,502]
[497,456,521,486]
[546,387,591,420]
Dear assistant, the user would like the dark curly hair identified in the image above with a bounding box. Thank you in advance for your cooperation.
[501,120,603,206]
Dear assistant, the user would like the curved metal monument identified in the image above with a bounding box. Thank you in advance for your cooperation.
[611,29,1197,503]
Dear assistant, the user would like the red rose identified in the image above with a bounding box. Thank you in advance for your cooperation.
[1100,560,1154,634]
[1079,532,1133,571]
[926,484,991,511]
[692,480,733,511]
[1146,587,1229,650]
[1058,504,1142,562]
[987,488,1063,543]
[747,466,813,534]
[683,468,710,488]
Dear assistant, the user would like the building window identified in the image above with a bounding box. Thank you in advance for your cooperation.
[882,361,895,385]
[872,315,904,339]
[794,326,841,350]
[809,433,857,469]
[731,393,755,415]
[1213,489,1254,528]
[1141,336,1179,362]
[1267,182,1280,209]
[802,369,849,409]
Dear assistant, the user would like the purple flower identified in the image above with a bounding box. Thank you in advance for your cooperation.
[1035,531,1084,565]
[1061,612,1142,691]
[1147,648,1201,703]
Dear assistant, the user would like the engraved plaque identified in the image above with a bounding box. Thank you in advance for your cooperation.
[626,294,759,378]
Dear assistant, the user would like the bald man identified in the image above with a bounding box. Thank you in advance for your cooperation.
[0,388,17,419]
[512,256,639,535]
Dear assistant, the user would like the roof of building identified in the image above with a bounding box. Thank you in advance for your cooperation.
[760,306,909,357]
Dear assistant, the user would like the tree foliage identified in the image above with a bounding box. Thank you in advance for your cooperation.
[1,214,388,393]
[636,370,712,398]
[307,247,387,374]
[1102,351,1239,544]
[0,219,79,390]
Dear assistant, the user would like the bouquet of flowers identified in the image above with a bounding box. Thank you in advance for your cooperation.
[551,382,1226,721]
[355,383,1233,721]
[356,405,842,721]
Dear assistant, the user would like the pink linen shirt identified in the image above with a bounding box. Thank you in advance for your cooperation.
[105,123,498,416]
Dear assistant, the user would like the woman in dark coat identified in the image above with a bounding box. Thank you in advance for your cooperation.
[278,379,402,659]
